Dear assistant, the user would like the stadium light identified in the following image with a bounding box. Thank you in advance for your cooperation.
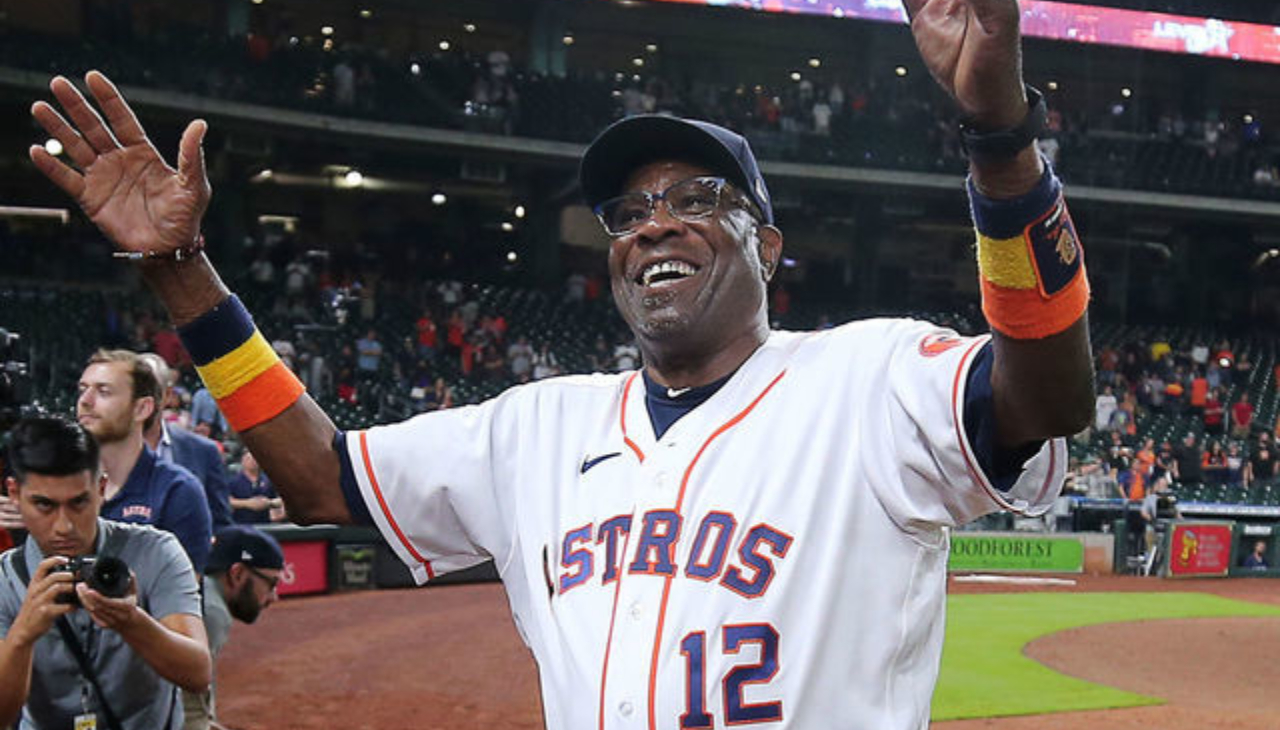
[563,34,575,45]
[894,66,908,77]
[1121,87,1133,98]
[790,71,802,82]
[439,40,451,51]
[251,0,265,5]
[506,251,518,263]
[431,193,447,206]
[632,57,644,67]
[646,43,658,53]
[514,205,526,219]
[808,58,821,68]
[1047,80,1059,91]
[464,23,477,33]
[344,170,364,187]
[501,222,515,232]
[359,9,372,19]
[43,139,63,156]
[321,25,334,36]
[410,62,421,75]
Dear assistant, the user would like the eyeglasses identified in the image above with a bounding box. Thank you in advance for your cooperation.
[593,176,759,237]
[246,565,281,592]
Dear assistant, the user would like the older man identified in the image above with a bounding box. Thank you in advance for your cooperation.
[30,0,1092,725]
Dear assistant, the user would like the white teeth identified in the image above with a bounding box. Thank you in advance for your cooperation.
[640,260,698,286]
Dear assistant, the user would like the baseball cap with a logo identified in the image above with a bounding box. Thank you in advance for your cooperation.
[580,115,774,225]
[206,524,285,574]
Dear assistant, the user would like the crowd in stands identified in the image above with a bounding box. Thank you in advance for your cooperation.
[1066,328,1280,507]
[4,9,1279,200]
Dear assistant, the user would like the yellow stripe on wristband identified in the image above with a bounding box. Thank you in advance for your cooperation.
[195,330,278,400]
[975,233,1038,290]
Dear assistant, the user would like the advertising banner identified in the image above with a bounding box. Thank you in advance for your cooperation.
[1167,521,1233,577]
[948,533,1084,573]
[278,540,330,596]
[650,0,1280,66]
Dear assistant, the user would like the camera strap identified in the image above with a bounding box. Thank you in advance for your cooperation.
[10,530,129,730]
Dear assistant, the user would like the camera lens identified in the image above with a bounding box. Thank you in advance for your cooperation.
[87,556,130,598]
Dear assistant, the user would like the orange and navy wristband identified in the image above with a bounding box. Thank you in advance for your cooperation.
[178,295,305,433]
[970,162,1089,339]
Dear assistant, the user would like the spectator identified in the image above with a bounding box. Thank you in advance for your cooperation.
[1171,432,1204,486]
[613,340,640,371]
[182,526,283,730]
[1230,394,1254,439]
[531,342,561,381]
[189,385,228,440]
[1202,440,1228,485]
[1248,444,1277,484]
[141,354,234,531]
[0,416,211,729]
[415,310,438,360]
[77,349,213,573]
[1241,539,1269,569]
[355,328,383,376]
[420,377,454,412]
[1225,442,1247,488]
[1203,389,1225,435]
[507,335,535,382]
[228,451,282,525]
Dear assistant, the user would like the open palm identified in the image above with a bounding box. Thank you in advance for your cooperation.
[29,72,210,256]
[904,0,1026,129]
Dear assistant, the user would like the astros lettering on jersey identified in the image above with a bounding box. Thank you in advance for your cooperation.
[346,319,1065,729]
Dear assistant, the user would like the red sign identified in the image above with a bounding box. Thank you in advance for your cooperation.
[278,540,330,596]
[648,0,1280,66]
[1167,522,1233,577]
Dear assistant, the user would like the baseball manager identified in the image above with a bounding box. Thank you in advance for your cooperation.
[29,0,1094,726]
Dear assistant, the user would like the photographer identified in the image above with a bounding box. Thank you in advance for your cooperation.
[0,416,211,729]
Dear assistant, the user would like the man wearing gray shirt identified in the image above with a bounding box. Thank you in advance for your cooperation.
[0,417,211,730]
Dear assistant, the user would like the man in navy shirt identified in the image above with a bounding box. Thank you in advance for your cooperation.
[141,353,234,530]
[77,349,212,574]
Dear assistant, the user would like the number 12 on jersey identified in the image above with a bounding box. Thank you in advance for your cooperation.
[679,623,781,727]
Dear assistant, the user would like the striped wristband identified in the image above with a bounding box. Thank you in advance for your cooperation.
[178,295,305,433]
[970,162,1089,339]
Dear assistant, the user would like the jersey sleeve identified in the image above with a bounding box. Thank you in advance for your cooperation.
[870,320,1066,527]
[344,396,521,584]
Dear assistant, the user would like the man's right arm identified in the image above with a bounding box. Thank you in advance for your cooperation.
[0,558,76,726]
[141,260,352,524]
[28,73,350,524]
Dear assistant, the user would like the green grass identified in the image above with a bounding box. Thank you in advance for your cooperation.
[932,592,1280,720]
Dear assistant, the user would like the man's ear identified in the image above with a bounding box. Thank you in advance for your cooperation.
[4,476,19,500]
[133,395,156,426]
[757,225,784,282]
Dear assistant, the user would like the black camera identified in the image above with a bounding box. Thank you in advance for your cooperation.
[54,556,131,606]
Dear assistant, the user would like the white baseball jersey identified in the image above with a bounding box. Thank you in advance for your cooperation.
[345,318,1065,730]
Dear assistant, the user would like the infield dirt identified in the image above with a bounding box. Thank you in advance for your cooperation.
[214,573,1280,729]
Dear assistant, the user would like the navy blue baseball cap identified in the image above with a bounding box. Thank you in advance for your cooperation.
[580,115,774,225]
[206,525,284,573]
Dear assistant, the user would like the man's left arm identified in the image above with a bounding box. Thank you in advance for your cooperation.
[906,0,1094,449]
[77,583,211,692]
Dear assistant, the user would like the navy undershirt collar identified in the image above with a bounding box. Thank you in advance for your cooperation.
[641,370,734,440]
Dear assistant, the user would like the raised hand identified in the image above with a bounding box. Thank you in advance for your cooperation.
[903,0,1027,129]
[29,72,211,257]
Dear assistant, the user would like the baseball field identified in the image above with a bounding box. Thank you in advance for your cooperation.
[214,573,1280,729]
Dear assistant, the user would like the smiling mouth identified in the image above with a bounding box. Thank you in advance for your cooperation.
[636,260,700,287]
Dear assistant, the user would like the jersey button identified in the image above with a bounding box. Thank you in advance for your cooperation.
[629,601,642,619]
[619,701,634,717]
